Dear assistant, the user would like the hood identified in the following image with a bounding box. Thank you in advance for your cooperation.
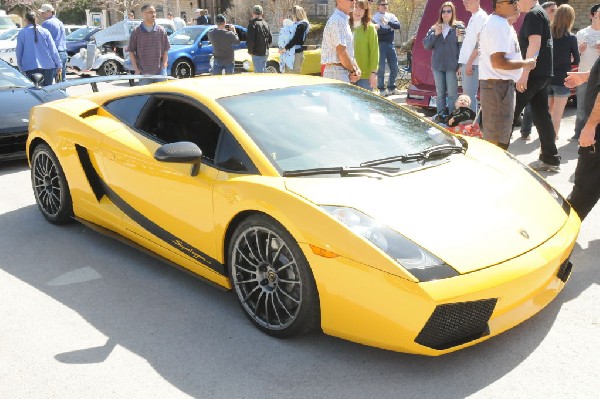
[0,88,67,134]
[284,156,567,274]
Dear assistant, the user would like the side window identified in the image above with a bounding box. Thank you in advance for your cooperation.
[136,97,222,162]
[236,27,247,42]
[103,95,151,128]
[215,131,258,174]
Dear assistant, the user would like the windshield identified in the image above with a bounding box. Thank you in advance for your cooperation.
[169,26,208,45]
[0,60,32,89]
[0,28,18,40]
[0,16,15,29]
[66,27,96,41]
[218,84,457,173]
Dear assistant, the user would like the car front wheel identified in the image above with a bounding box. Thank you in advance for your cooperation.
[265,61,281,74]
[228,214,320,338]
[172,59,194,78]
[31,143,73,224]
[98,60,120,76]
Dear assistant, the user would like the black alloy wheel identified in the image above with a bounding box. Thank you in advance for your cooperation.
[173,59,194,78]
[98,59,120,76]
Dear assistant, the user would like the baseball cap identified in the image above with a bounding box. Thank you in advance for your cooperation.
[216,14,226,24]
[38,4,54,13]
[252,5,263,15]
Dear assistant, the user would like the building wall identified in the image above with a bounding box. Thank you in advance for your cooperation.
[569,0,593,32]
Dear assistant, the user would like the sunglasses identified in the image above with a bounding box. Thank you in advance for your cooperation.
[441,9,453,14]
[497,0,518,4]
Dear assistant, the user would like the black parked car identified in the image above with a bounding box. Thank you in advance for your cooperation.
[66,26,101,57]
[0,59,67,162]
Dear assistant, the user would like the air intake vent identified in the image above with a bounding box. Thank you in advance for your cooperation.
[80,108,98,119]
[557,260,573,283]
[415,299,497,350]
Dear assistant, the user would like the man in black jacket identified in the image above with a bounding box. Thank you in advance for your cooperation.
[247,5,272,73]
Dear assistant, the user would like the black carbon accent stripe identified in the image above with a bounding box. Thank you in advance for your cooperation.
[76,145,225,275]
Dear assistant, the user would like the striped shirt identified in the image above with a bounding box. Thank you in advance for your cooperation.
[16,24,61,72]
[321,8,354,64]
[127,23,170,75]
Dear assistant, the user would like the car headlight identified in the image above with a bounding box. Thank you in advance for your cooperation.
[504,152,570,215]
[243,60,251,71]
[322,206,459,282]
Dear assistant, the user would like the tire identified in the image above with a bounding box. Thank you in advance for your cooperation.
[228,214,320,338]
[98,59,120,76]
[265,61,281,74]
[172,59,194,78]
[31,143,73,225]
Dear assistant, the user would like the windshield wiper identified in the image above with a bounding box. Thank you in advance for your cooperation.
[283,165,400,177]
[361,144,465,167]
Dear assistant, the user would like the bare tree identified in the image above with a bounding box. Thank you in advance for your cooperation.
[386,0,426,42]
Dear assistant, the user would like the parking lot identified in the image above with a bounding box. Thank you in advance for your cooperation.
[0,79,598,398]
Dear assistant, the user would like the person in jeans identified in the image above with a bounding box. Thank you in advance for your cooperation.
[423,2,462,120]
[39,4,66,83]
[208,14,239,75]
[321,0,360,83]
[247,5,272,73]
[572,3,600,141]
[372,0,400,96]
[16,11,61,86]
[459,0,488,113]
[513,0,560,172]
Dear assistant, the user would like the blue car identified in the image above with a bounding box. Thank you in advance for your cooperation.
[167,25,247,78]
[66,26,101,57]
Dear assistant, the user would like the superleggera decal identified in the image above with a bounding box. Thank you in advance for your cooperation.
[75,145,225,275]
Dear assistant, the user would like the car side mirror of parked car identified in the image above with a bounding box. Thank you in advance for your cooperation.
[154,141,203,176]
[31,73,45,88]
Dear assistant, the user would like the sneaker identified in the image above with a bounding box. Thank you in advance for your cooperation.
[388,88,401,96]
[520,132,531,141]
[529,159,560,173]
[378,89,388,96]
[569,134,580,141]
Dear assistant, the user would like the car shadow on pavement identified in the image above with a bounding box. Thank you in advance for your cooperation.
[0,203,595,399]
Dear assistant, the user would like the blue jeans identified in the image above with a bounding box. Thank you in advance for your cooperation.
[574,82,588,138]
[252,55,268,73]
[211,61,234,75]
[461,64,479,112]
[521,103,533,135]
[432,69,458,114]
[377,42,398,91]
[25,68,54,86]
[53,51,68,83]
[138,67,167,86]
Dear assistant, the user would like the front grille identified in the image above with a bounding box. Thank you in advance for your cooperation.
[415,299,497,350]
[557,260,573,282]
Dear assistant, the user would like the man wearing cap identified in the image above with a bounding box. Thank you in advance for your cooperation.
[247,5,272,73]
[321,0,360,83]
[208,14,240,75]
[127,4,170,85]
[39,3,67,83]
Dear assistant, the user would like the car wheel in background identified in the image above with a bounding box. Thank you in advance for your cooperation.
[265,61,281,74]
[98,60,120,76]
[172,59,194,78]
[31,143,74,225]
[228,214,320,338]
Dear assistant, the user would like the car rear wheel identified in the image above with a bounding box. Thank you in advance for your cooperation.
[265,61,281,74]
[31,143,73,224]
[172,59,194,78]
[98,60,120,76]
[228,214,320,338]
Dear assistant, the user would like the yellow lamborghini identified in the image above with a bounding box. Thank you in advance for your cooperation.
[27,74,579,355]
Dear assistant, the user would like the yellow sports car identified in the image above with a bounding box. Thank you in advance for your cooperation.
[234,46,322,74]
[27,75,579,355]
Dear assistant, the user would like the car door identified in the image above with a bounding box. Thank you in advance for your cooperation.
[194,28,214,73]
[97,93,226,279]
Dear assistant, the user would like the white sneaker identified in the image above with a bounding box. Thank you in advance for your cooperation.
[529,159,560,173]
[388,89,401,96]
[379,89,388,96]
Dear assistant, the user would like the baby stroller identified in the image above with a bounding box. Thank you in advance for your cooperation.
[447,107,483,139]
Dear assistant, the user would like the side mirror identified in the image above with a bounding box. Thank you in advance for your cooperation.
[154,141,203,176]
[31,73,44,88]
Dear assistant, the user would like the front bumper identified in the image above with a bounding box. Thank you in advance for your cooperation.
[304,210,580,355]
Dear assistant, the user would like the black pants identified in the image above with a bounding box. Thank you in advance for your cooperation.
[569,127,600,221]
[512,76,560,166]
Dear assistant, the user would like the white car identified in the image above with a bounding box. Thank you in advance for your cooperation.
[63,24,87,36]
[0,27,18,66]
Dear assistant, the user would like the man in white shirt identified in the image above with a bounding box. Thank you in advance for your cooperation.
[321,0,360,83]
[572,3,600,141]
[459,0,488,112]
[479,0,536,149]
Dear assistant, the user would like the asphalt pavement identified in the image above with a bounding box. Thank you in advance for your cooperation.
[0,79,598,398]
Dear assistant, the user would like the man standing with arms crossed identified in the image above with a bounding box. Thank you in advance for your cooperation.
[459,0,488,112]
[372,0,400,96]
[247,5,272,73]
[39,4,66,83]
[513,0,560,172]
[128,4,170,85]
[479,0,536,149]
[321,0,360,83]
